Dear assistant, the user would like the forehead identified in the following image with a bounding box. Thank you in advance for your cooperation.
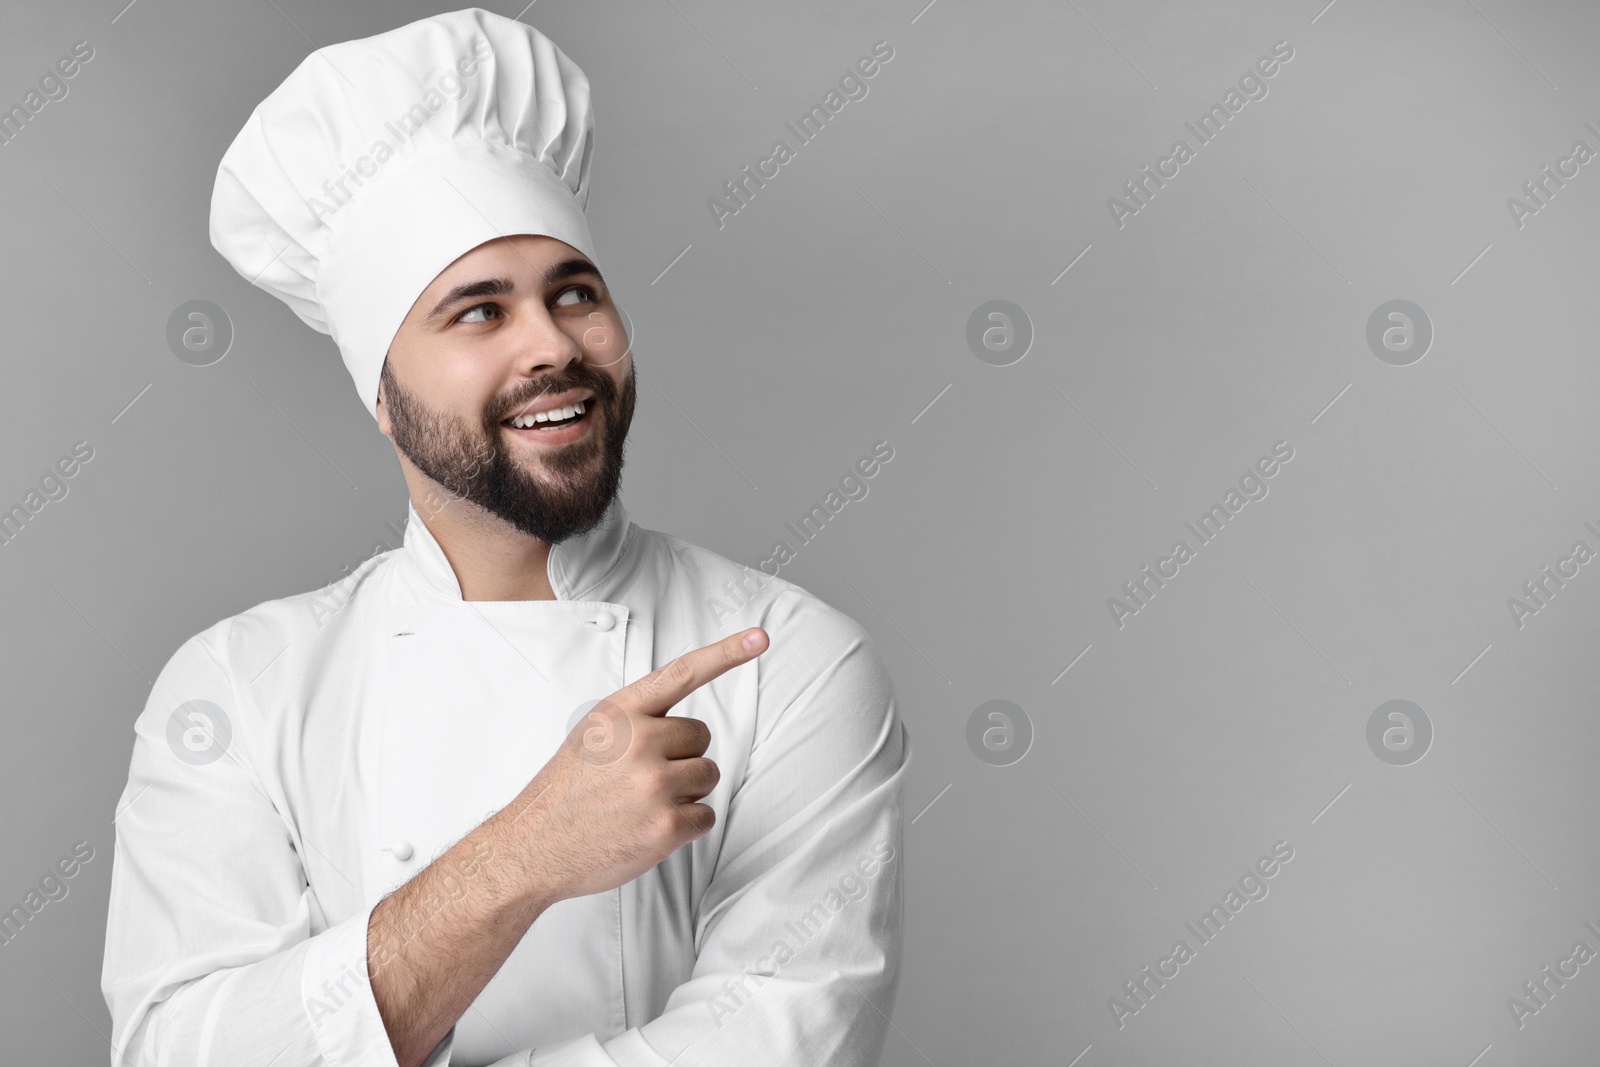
[424,233,586,292]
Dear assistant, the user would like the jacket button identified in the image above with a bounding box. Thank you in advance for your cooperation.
[383,840,413,861]
[592,610,616,631]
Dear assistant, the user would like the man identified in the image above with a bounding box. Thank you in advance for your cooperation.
[101,10,910,1066]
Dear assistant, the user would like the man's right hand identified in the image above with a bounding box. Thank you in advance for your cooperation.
[503,625,770,905]
[370,626,770,1067]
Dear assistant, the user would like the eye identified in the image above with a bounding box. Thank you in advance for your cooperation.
[455,303,502,325]
[554,285,599,307]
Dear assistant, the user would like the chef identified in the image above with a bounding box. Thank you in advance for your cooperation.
[100,9,910,1066]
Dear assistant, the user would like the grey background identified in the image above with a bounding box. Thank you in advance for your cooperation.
[3,0,1598,1063]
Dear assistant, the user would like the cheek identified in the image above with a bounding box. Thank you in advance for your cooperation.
[392,355,499,431]
[580,314,631,368]
[429,363,504,420]
[609,359,634,395]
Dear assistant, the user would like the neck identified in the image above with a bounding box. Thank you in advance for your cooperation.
[410,491,557,602]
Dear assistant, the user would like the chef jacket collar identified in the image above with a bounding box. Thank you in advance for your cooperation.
[397,494,634,603]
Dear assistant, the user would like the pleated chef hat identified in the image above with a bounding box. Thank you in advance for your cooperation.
[209,7,598,420]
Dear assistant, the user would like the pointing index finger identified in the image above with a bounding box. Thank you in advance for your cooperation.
[619,627,768,718]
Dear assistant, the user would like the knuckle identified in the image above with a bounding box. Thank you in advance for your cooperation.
[650,808,682,840]
[631,765,662,797]
[646,766,676,796]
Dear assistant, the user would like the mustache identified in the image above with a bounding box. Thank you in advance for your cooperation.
[491,365,616,423]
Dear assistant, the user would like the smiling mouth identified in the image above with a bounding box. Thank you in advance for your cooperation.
[502,399,591,431]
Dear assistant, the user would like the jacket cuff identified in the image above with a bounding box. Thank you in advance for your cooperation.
[303,900,450,1067]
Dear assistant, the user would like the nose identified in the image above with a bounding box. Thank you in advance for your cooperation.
[512,306,586,379]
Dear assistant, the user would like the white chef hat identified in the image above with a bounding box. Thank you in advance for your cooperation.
[209,7,598,420]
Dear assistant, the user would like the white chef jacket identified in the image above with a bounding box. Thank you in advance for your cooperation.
[101,495,911,1066]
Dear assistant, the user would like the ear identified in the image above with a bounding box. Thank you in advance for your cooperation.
[375,362,393,436]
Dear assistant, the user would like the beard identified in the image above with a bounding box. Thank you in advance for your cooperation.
[381,357,636,545]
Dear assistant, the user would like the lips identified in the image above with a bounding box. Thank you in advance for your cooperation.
[500,388,595,423]
[499,398,596,446]
[504,398,588,429]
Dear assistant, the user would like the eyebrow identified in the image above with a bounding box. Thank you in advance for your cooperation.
[423,257,605,326]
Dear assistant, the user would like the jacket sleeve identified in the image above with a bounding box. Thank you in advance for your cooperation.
[101,619,451,1067]
[497,588,913,1067]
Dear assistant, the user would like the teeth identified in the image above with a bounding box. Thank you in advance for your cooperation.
[508,400,586,428]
